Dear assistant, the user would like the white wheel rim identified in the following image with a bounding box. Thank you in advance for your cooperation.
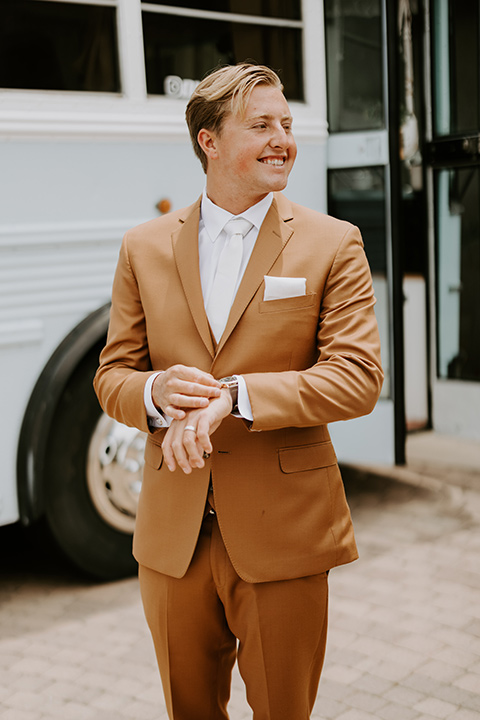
[87,414,145,534]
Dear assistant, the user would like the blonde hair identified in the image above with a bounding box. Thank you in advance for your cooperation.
[185,63,283,173]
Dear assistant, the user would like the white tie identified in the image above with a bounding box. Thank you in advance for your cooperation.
[206,217,253,342]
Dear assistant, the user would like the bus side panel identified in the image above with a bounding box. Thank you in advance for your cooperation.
[0,137,327,528]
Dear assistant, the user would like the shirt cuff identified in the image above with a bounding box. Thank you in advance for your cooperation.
[234,375,253,421]
[144,372,172,428]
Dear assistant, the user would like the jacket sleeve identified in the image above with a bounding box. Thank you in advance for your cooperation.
[93,232,155,434]
[243,225,384,431]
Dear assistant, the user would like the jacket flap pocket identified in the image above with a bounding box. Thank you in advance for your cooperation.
[144,439,164,469]
[279,442,337,473]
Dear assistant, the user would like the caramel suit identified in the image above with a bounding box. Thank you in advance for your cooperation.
[94,192,383,719]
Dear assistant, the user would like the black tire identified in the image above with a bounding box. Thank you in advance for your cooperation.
[44,347,139,580]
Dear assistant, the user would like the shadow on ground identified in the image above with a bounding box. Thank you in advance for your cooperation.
[1,520,92,584]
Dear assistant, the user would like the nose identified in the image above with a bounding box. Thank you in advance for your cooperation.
[269,123,289,148]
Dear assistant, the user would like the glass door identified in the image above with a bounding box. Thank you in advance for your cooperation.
[427,0,480,439]
[324,0,400,464]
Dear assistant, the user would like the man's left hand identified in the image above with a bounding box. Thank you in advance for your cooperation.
[162,389,233,474]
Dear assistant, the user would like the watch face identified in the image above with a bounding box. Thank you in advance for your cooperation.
[220,377,236,387]
[220,377,238,411]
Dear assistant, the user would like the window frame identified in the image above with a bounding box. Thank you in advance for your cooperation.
[0,0,327,143]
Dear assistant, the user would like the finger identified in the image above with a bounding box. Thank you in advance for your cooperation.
[192,382,221,397]
[166,365,221,390]
[173,381,221,401]
[158,385,219,415]
[170,432,193,474]
[163,420,194,473]
[168,394,212,409]
[153,368,220,414]
[182,429,205,469]
[195,416,213,456]
[162,433,177,472]
[176,366,221,388]
[164,406,186,420]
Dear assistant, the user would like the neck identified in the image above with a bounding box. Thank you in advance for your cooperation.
[205,184,268,216]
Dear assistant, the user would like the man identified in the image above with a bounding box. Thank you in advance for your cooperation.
[94,63,383,720]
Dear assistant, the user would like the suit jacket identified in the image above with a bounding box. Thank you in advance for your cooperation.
[94,192,383,583]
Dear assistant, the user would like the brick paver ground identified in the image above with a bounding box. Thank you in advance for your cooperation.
[1,444,480,719]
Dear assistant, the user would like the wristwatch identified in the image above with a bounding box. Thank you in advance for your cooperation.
[219,376,238,413]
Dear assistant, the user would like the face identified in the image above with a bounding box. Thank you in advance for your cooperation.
[200,84,297,213]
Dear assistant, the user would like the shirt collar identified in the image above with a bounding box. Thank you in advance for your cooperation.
[201,189,274,242]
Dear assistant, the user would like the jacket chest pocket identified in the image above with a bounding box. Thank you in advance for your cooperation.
[256,292,319,344]
[258,292,317,314]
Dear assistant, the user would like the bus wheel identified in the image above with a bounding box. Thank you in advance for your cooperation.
[45,349,145,580]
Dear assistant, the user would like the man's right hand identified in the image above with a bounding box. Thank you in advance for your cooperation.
[152,364,221,421]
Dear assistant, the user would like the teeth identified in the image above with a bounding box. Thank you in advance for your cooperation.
[261,158,285,166]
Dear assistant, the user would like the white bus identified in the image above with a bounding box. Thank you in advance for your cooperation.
[1,0,398,578]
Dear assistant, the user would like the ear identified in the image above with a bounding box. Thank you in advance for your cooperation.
[197,128,219,161]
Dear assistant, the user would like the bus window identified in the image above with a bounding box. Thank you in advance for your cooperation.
[325,0,384,133]
[0,0,120,93]
[141,2,304,101]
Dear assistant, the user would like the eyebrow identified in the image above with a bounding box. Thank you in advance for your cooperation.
[245,113,293,123]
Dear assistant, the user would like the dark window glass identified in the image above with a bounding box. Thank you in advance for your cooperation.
[328,167,386,272]
[324,0,384,132]
[436,168,480,382]
[328,166,390,398]
[142,12,303,100]
[142,1,301,20]
[432,0,480,137]
[0,1,120,92]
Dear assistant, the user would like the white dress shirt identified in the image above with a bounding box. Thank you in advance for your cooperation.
[144,190,273,428]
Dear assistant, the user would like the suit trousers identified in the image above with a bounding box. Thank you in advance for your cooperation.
[138,503,329,720]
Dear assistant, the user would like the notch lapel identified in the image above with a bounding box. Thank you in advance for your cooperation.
[172,198,215,358]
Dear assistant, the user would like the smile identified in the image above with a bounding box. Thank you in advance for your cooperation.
[259,157,286,166]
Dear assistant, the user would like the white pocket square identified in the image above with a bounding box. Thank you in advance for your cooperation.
[263,276,307,301]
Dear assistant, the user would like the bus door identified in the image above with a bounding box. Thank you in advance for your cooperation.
[426,0,480,439]
[324,0,402,465]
